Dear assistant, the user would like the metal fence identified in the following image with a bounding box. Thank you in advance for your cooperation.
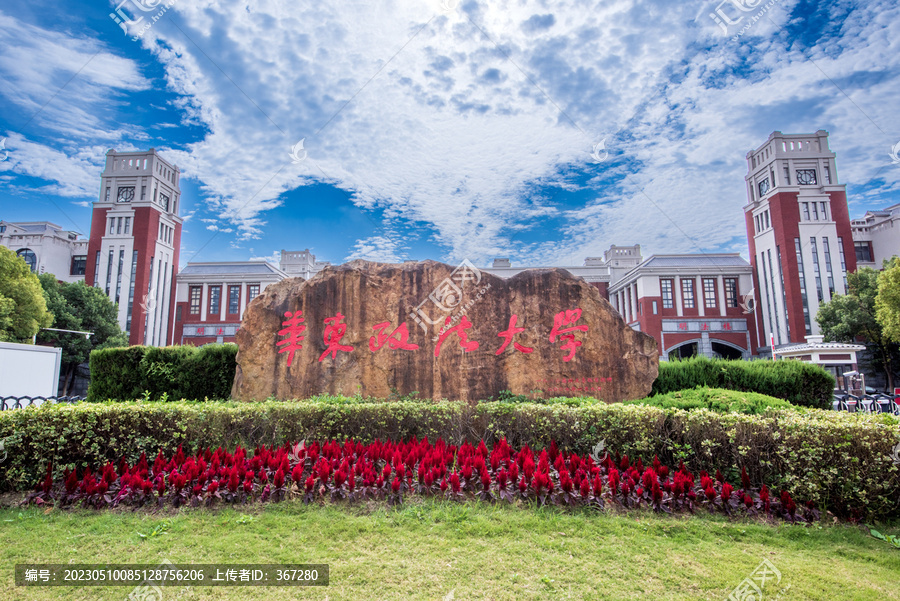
[0,396,85,410]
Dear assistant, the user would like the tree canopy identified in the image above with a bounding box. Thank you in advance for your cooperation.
[38,274,128,394]
[817,264,898,391]
[0,246,52,343]
[875,257,900,343]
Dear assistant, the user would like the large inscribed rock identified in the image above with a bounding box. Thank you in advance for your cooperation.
[232,260,657,402]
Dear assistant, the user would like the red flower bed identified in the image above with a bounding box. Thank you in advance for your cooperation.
[25,438,817,522]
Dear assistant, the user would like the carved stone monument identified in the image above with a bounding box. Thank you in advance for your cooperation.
[232,260,658,402]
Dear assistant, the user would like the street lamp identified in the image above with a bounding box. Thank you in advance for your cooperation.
[33,328,93,344]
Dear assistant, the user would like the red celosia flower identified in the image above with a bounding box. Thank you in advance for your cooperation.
[744,494,753,508]
[715,470,724,483]
[391,477,401,493]
[580,478,590,498]
[652,481,663,504]
[243,479,253,494]
[207,480,218,496]
[291,464,304,484]
[721,483,733,503]
[704,486,716,502]
[592,474,602,497]
[481,470,491,491]
[274,468,285,488]
[518,477,527,493]
[450,473,461,493]
[440,477,448,492]
[608,468,619,495]
[741,466,751,490]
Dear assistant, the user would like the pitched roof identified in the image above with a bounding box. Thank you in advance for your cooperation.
[179,262,285,276]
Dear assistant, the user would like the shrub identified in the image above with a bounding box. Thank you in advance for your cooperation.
[0,400,897,518]
[87,344,237,402]
[626,388,795,414]
[87,346,147,402]
[651,356,835,409]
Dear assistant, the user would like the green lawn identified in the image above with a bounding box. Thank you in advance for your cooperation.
[1,500,898,600]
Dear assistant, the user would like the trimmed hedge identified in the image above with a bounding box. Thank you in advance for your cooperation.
[87,344,237,402]
[651,356,835,409]
[1,400,897,518]
[626,387,796,414]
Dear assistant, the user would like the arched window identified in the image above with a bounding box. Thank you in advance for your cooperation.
[16,248,37,272]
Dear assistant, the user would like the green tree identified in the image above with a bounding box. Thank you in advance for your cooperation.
[38,274,128,395]
[876,257,900,343]
[0,246,52,342]
[817,266,898,391]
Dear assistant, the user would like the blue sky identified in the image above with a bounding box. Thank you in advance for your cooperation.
[0,0,898,269]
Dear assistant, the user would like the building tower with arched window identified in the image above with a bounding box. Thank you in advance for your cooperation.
[743,130,857,348]
[84,149,183,345]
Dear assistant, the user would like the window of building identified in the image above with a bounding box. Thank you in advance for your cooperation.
[125,250,138,333]
[660,279,674,309]
[0,225,5,233]
[124,217,130,235]
[209,285,221,316]
[703,278,717,309]
[724,277,739,308]
[109,218,115,235]
[228,285,241,315]
[114,249,125,305]
[776,246,790,341]
[16,248,37,272]
[795,239,811,335]
[652,301,658,315]
[70,255,86,276]
[189,286,202,315]
[160,193,170,212]
[810,237,824,302]
[783,165,790,185]
[140,186,146,200]
[802,202,810,221]
[93,251,101,287]
[822,238,835,297]
[812,202,819,220]
[757,178,770,197]
[819,202,828,221]
[824,166,831,184]
[838,236,848,290]
[764,210,770,229]
[796,169,817,185]
[682,279,695,309]
[117,186,134,203]
[105,249,114,295]
[117,217,123,234]
[854,241,873,263]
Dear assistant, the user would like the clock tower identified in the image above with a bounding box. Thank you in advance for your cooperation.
[85,149,183,346]
[743,130,856,348]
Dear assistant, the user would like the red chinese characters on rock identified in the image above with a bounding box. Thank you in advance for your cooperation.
[319,313,355,362]
[549,309,589,362]
[496,314,533,355]
[369,322,419,352]
[276,311,307,367]
[275,306,591,366]
[434,315,479,358]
